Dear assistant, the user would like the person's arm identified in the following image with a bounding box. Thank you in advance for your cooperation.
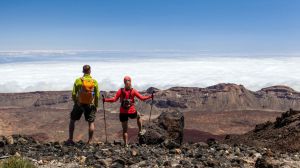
[133,89,152,101]
[94,80,100,108]
[71,79,80,103]
[104,89,121,102]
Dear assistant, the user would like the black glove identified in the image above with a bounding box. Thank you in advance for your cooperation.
[102,95,105,103]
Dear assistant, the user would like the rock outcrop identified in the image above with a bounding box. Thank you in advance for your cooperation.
[226,109,300,152]
[139,111,184,147]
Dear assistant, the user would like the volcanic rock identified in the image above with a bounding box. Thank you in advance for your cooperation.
[226,109,300,152]
[139,111,184,146]
[1,134,300,167]
[146,87,160,94]
[4,136,14,145]
[255,156,280,168]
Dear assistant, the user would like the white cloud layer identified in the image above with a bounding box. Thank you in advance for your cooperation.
[0,56,300,93]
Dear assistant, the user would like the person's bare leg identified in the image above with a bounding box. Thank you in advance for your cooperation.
[137,117,142,132]
[122,121,128,146]
[87,122,95,144]
[68,119,76,141]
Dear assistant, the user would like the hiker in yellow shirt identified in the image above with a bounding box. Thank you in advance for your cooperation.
[66,65,100,145]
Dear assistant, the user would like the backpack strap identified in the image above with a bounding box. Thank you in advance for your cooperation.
[120,88,125,102]
[128,88,132,99]
[121,88,133,100]
[79,77,84,92]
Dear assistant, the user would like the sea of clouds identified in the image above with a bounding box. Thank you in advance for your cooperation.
[0,51,300,93]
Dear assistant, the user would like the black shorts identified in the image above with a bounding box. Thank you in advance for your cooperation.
[119,112,140,122]
[70,103,96,122]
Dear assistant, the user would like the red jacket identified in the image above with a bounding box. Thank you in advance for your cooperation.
[104,88,152,114]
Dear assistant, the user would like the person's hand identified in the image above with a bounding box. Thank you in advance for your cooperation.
[102,95,105,103]
[151,91,155,99]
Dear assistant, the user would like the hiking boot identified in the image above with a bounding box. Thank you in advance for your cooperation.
[87,139,93,145]
[64,139,75,146]
[138,129,146,136]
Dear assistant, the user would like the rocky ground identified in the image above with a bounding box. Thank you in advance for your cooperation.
[1,111,300,168]
[1,134,300,168]
[226,109,300,153]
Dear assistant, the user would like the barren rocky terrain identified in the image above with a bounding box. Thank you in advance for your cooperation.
[1,84,300,167]
[1,83,300,143]
[1,110,300,168]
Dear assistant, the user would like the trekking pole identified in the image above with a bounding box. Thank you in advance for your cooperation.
[102,95,108,143]
[148,91,155,122]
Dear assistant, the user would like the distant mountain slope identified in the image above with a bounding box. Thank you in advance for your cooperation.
[1,83,300,113]
[153,83,300,112]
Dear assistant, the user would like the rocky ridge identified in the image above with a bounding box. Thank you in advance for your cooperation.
[226,109,300,153]
[1,83,300,113]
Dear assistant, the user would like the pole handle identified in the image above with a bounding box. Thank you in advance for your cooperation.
[151,90,156,102]
[101,93,108,143]
[102,94,105,104]
[149,91,155,122]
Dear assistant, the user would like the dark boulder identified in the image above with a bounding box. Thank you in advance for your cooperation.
[111,159,125,168]
[0,136,6,147]
[139,111,184,146]
[274,108,300,128]
[146,87,160,94]
[255,157,279,168]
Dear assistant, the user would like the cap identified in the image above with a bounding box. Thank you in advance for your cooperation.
[83,65,91,73]
[124,76,131,83]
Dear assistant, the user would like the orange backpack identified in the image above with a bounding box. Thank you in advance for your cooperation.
[78,77,95,104]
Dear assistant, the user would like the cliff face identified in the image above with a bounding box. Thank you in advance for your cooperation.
[1,83,300,112]
[151,83,300,113]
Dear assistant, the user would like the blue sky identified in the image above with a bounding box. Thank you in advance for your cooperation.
[0,0,299,54]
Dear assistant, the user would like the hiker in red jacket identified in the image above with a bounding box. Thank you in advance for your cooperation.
[103,76,153,147]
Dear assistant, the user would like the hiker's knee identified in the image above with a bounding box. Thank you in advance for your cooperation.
[88,122,95,130]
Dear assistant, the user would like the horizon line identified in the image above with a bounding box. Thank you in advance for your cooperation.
[0,49,299,57]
